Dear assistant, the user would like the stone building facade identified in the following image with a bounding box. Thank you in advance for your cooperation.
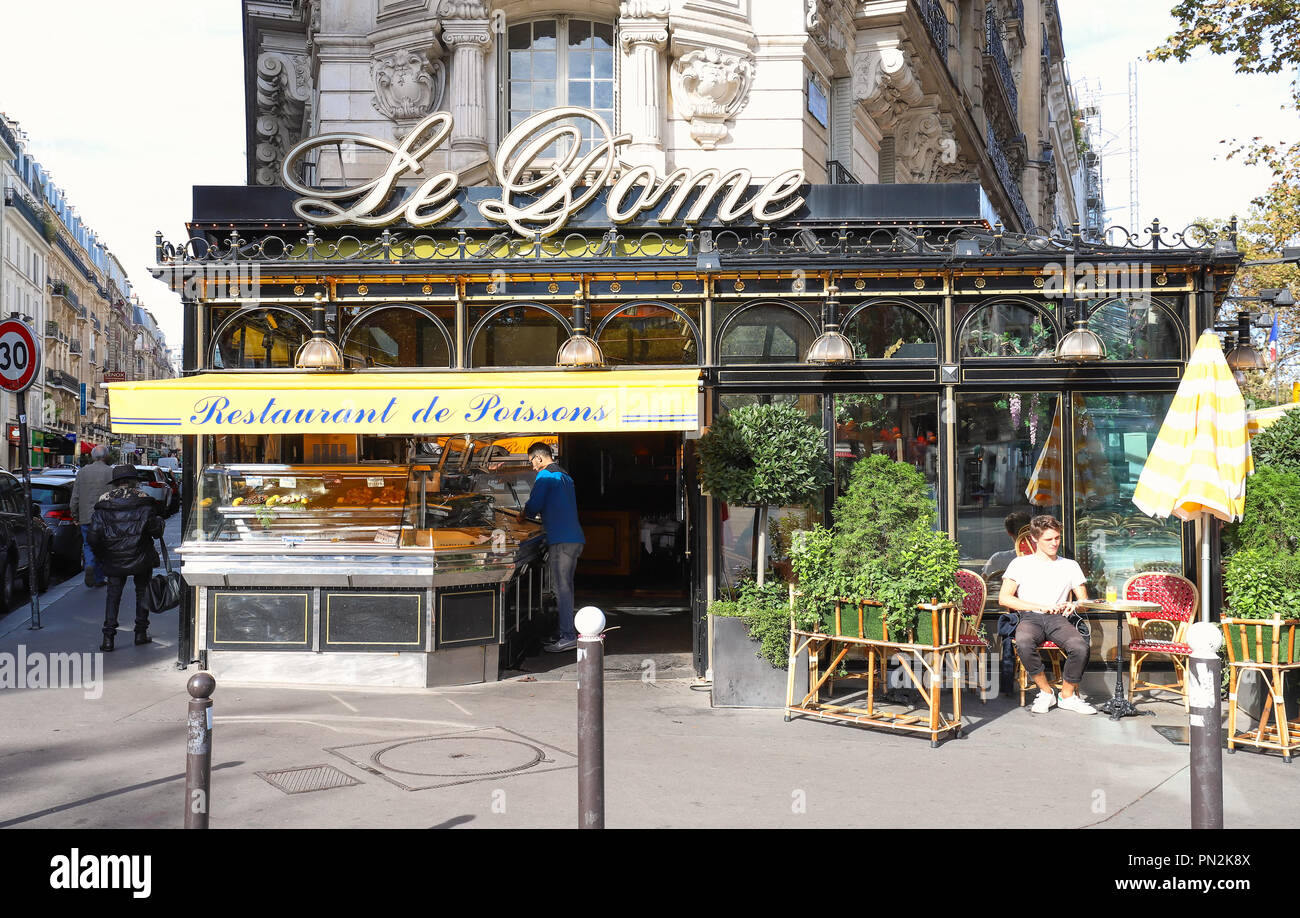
[244,0,1087,233]
[0,115,177,469]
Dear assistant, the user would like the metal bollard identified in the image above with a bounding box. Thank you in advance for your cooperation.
[576,606,605,829]
[1186,623,1224,829]
[185,672,215,829]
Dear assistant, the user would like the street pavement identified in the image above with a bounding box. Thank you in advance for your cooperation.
[0,514,1294,830]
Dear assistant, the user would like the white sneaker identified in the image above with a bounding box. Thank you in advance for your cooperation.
[1031,691,1057,714]
[1057,693,1097,715]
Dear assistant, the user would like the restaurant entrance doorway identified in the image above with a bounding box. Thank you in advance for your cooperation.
[560,431,693,655]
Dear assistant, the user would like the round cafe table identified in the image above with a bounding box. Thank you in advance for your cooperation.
[1076,599,1162,721]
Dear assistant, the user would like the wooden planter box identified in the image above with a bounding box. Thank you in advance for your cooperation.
[1221,618,1300,665]
[709,614,809,708]
[828,597,885,640]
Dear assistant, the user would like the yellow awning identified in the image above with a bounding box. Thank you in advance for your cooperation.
[107,368,701,435]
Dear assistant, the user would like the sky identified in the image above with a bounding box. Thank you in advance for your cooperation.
[0,1,1295,350]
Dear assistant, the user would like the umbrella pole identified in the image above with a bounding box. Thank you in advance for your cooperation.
[1200,517,1212,624]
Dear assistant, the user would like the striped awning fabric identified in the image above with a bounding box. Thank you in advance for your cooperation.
[1132,331,1254,523]
[1246,402,1299,438]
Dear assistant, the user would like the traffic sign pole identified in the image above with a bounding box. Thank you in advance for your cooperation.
[0,319,44,631]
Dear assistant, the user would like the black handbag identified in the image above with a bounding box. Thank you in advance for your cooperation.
[146,540,184,614]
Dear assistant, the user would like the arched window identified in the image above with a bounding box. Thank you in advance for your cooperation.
[842,301,937,359]
[469,303,569,367]
[960,301,1058,358]
[1085,297,1183,360]
[506,17,615,152]
[342,306,452,368]
[211,307,312,369]
[718,302,816,365]
[596,303,699,366]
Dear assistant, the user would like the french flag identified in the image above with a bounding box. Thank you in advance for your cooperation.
[1269,316,1280,363]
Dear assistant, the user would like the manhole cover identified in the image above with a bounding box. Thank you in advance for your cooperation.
[328,726,577,791]
[257,764,361,795]
[373,736,545,778]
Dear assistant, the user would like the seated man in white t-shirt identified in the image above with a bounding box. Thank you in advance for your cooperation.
[998,515,1096,714]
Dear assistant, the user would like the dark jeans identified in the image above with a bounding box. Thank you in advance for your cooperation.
[80,524,102,583]
[1014,613,1089,685]
[103,570,151,636]
[549,543,583,641]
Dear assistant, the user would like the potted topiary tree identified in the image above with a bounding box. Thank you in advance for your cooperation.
[699,402,828,707]
[696,401,830,584]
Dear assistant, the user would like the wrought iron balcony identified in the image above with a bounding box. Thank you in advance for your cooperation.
[826,160,861,185]
[70,341,82,356]
[50,281,81,313]
[44,321,59,339]
[917,0,949,65]
[984,7,1020,130]
[986,121,1034,232]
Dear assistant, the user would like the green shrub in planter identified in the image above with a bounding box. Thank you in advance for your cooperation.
[708,579,799,669]
[1224,466,1300,555]
[833,457,960,634]
[1223,546,1300,663]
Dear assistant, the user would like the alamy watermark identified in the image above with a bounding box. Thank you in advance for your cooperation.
[0,645,102,699]
[49,849,150,898]
[1042,253,1153,298]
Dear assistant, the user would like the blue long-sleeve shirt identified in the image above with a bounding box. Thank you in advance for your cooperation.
[523,465,585,545]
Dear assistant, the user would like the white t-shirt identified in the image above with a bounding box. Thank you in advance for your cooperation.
[1003,554,1086,610]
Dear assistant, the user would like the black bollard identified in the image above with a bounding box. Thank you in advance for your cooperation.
[185,672,215,829]
[576,606,605,829]
[1186,623,1224,829]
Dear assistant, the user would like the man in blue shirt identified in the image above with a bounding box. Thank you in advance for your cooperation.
[523,442,585,652]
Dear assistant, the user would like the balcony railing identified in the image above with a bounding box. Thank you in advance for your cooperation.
[985,7,1019,120]
[70,341,82,356]
[827,160,861,185]
[44,369,79,394]
[50,280,81,313]
[986,121,1034,232]
[44,321,59,339]
[917,0,949,65]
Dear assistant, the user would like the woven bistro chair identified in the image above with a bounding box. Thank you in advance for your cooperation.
[1015,633,1069,706]
[955,569,991,703]
[1014,526,1036,556]
[1122,572,1198,711]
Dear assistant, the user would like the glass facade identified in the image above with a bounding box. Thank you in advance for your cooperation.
[212,308,311,369]
[342,307,451,369]
[1085,297,1183,361]
[960,301,1058,358]
[956,391,1061,594]
[842,302,937,359]
[834,393,939,507]
[1072,393,1183,596]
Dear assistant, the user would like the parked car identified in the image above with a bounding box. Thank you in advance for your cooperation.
[158,467,182,515]
[0,470,54,610]
[133,466,176,517]
[25,475,84,571]
[39,466,78,478]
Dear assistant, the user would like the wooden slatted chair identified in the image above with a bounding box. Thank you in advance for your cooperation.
[955,569,991,702]
[1123,572,1197,711]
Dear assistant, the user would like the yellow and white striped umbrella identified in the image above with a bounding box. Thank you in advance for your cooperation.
[1025,404,1063,506]
[1132,331,1254,523]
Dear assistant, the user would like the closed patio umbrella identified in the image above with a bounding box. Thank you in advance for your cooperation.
[1132,331,1254,621]
[1025,395,1112,507]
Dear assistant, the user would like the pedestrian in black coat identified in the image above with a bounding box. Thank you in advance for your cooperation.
[88,465,164,652]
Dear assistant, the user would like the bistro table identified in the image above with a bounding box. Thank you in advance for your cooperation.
[1076,599,1162,721]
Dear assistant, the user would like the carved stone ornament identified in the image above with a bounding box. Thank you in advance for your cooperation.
[255,51,312,186]
[893,105,958,183]
[806,0,829,45]
[371,49,445,121]
[852,46,923,131]
[436,0,487,16]
[670,47,755,150]
[619,0,669,15]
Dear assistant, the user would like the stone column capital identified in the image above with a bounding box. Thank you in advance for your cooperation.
[620,18,669,52]
[441,19,492,48]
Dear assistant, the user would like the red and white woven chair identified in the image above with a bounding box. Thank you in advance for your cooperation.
[1014,526,1036,557]
[955,569,991,702]
[1122,572,1197,711]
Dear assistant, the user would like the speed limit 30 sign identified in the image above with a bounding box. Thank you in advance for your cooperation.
[0,320,41,393]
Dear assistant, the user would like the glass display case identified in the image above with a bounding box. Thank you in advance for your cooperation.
[191,464,411,543]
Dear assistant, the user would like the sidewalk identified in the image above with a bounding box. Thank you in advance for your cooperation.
[0,516,1292,829]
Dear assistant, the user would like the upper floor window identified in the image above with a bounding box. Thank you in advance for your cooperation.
[506,17,615,154]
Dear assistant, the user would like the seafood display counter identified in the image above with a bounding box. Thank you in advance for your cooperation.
[180,461,546,686]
